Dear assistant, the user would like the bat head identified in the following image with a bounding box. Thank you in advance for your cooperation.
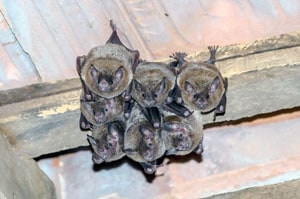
[132,62,176,107]
[91,97,123,124]
[89,59,126,93]
[133,77,167,107]
[87,122,124,163]
[163,122,192,155]
[184,76,219,109]
[178,62,225,112]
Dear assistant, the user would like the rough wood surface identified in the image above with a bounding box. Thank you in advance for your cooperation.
[0,34,300,158]
[203,178,300,199]
[0,134,56,199]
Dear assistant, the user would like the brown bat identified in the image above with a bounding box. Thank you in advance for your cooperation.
[77,21,139,98]
[80,94,124,128]
[176,46,227,118]
[124,107,165,174]
[162,111,203,156]
[87,121,125,164]
[131,61,176,108]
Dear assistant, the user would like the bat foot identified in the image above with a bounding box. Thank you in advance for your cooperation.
[153,122,160,129]
[176,97,183,104]
[85,94,92,101]
[124,112,131,119]
[166,96,173,104]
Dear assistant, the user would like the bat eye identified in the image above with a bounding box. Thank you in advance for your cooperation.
[153,93,158,98]
[108,142,113,148]
[108,79,113,85]
[142,93,146,99]
[193,94,198,99]
[179,133,183,139]
[104,108,108,112]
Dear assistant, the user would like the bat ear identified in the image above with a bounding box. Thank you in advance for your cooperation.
[209,77,220,93]
[108,123,121,139]
[184,81,194,93]
[155,77,167,94]
[163,122,182,131]
[76,56,86,75]
[114,66,124,82]
[133,79,143,92]
[87,134,98,151]
[90,65,99,79]
[139,125,153,137]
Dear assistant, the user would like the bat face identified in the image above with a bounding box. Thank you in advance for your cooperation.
[87,121,125,164]
[132,62,176,107]
[164,122,192,151]
[178,62,225,112]
[80,43,138,98]
[124,121,165,163]
[80,95,124,126]
[162,112,203,156]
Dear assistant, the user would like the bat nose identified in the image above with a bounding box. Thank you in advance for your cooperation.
[99,79,109,91]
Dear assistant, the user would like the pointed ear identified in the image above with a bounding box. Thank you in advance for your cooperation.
[155,77,167,94]
[108,123,121,139]
[76,56,86,75]
[210,77,220,93]
[163,122,183,131]
[114,66,124,82]
[90,65,98,80]
[184,81,194,93]
[87,134,97,151]
[134,79,143,92]
[139,125,152,136]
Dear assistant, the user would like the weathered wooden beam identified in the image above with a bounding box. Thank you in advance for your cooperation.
[203,178,300,199]
[0,134,56,198]
[0,32,300,158]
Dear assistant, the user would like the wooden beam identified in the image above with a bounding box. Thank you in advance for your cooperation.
[0,32,300,158]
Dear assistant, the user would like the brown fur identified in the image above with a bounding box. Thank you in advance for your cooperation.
[124,118,165,163]
[132,62,176,107]
[162,110,203,156]
[88,121,125,164]
[80,93,124,127]
[80,43,137,98]
[177,62,225,112]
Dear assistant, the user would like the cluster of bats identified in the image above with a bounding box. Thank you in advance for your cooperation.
[76,21,227,174]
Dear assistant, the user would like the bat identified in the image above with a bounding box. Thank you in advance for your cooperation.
[131,61,176,108]
[124,112,165,174]
[87,121,125,164]
[177,46,227,117]
[77,20,139,98]
[162,111,203,156]
[80,94,124,127]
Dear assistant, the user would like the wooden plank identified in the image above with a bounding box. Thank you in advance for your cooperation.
[0,134,56,198]
[170,156,300,199]
[0,34,300,158]
[203,178,300,199]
